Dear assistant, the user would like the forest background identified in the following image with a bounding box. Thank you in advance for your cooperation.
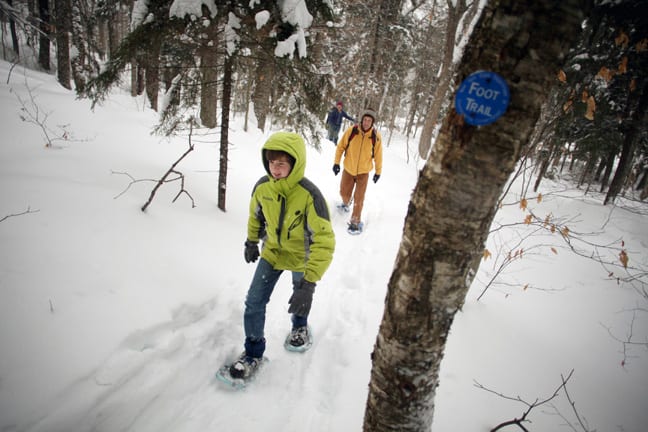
[2,0,646,208]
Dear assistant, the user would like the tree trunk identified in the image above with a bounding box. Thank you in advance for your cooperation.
[144,40,161,112]
[106,9,120,58]
[636,166,648,192]
[577,151,596,188]
[363,0,402,109]
[8,0,20,57]
[252,53,274,131]
[418,0,474,159]
[131,62,145,96]
[363,1,588,431]
[604,83,648,204]
[598,147,616,192]
[533,140,556,192]
[218,54,234,212]
[54,0,72,89]
[199,20,219,128]
[38,0,50,71]
[405,1,439,138]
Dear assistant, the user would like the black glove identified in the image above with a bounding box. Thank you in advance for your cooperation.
[244,240,259,263]
[288,279,316,316]
[333,164,340,175]
[373,174,380,183]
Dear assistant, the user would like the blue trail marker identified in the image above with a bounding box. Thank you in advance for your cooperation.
[455,71,510,126]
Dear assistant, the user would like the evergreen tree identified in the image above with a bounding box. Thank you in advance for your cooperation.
[534,0,648,201]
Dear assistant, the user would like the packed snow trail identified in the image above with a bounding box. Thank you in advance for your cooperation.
[19,136,416,432]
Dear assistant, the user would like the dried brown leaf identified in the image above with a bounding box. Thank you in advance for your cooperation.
[537,193,543,203]
[483,249,492,260]
[618,56,628,74]
[619,250,629,268]
[551,247,558,255]
[557,69,567,83]
[585,96,596,120]
[615,30,629,48]
[520,198,528,210]
[596,66,614,82]
[563,99,573,113]
[524,214,532,225]
[544,214,551,226]
[637,38,648,52]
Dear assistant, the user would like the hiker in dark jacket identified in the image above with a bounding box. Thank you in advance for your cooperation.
[325,101,356,144]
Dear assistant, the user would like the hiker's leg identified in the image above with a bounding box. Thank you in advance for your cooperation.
[339,169,355,206]
[351,173,369,223]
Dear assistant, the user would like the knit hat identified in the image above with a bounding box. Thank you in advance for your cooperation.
[361,108,377,123]
[336,101,343,107]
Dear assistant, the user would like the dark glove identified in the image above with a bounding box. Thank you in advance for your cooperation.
[333,164,340,175]
[373,174,380,183]
[288,279,316,316]
[244,240,259,263]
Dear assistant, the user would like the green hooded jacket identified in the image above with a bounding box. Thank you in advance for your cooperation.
[248,132,335,283]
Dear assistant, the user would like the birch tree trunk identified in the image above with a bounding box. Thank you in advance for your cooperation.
[363,1,589,430]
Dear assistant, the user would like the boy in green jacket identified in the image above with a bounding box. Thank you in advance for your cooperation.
[230,132,336,379]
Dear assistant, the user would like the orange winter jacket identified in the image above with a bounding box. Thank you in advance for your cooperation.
[334,125,383,176]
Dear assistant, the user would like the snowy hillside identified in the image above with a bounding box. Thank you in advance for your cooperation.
[1,60,647,432]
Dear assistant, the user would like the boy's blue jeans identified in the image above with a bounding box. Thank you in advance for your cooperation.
[244,258,308,358]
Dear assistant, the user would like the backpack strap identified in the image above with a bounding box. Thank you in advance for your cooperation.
[345,125,377,157]
[344,125,359,155]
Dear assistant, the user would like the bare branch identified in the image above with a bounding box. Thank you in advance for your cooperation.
[111,171,156,199]
[475,369,577,432]
[601,308,648,368]
[561,372,593,432]
[111,121,199,211]
[12,79,76,148]
[0,207,40,223]
[141,120,197,212]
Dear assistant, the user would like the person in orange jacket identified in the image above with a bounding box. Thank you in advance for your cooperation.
[332,108,383,233]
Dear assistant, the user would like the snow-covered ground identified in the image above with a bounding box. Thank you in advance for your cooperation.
[1,60,647,431]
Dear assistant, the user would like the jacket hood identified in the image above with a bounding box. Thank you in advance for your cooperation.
[261,132,306,189]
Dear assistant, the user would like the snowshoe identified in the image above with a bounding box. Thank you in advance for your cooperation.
[284,326,313,353]
[215,353,267,389]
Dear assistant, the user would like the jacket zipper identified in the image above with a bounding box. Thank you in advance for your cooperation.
[276,194,286,246]
[355,131,367,174]
[286,213,304,240]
